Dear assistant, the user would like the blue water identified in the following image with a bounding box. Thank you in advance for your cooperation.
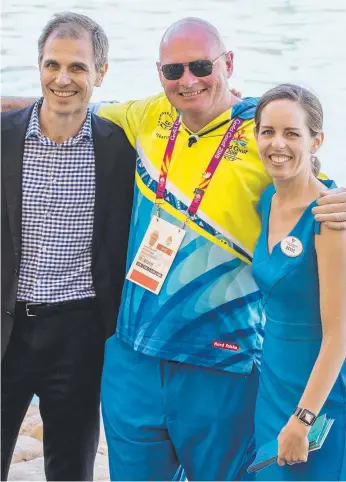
[2,0,346,183]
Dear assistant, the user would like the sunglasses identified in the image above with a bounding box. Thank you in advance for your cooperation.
[161,52,225,80]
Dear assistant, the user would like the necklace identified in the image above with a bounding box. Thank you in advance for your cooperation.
[183,118,232,147]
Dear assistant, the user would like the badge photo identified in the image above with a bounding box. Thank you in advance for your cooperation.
[280,236,303,257]
[126,216,185,295]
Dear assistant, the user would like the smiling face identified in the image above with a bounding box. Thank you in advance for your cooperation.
[255,99,323,181]
[39,32,107,117]
[157,24,233,123]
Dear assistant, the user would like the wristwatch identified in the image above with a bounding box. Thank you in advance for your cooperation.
[294,407,317,426]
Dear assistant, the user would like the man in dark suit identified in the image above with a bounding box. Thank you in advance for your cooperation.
[1,12,135,481]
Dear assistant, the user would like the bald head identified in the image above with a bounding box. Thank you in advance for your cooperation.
[157,17,235,132]
[159,17,226,59]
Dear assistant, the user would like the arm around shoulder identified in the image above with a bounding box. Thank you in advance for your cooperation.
[97,94,158,148]
[313,186,346,230]
[1,96,37,112]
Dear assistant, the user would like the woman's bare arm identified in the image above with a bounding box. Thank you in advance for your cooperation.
[297,224,346,414]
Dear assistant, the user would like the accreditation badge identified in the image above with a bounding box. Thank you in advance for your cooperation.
[280,236,303,257]
[126,216,185,294]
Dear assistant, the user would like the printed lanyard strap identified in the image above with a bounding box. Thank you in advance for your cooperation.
[155,115,244,217]
[156,115,181,202]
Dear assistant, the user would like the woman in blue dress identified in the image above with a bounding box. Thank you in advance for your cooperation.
[252,84,346,480]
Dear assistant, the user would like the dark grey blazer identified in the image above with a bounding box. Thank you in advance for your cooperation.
[1,105,136,358]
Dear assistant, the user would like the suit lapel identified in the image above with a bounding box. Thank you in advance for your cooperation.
[91,114,115,255]
[2,106,34,261]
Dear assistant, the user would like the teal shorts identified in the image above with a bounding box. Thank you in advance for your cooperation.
[101,335,259,481]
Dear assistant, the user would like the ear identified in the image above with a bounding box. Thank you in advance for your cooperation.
[311,131,324,154]
[38,55,45,74]
[156,61,164,87]
[224,51,234,79]
[95,63,108,87]
[253,125,258,141]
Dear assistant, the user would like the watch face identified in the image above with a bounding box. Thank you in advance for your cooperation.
[301,409,315,424]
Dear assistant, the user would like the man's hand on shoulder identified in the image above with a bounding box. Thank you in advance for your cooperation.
[1,96,37,112]
[230,88,242,99]
[312,187,346,230]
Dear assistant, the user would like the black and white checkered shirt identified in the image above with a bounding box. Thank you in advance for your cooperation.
[17,100,96,302]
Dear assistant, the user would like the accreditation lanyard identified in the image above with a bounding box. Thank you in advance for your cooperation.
[126,114,244,295]
[155,115,245,221]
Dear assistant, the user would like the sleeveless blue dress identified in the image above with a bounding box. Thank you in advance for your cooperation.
[252,180,346,481]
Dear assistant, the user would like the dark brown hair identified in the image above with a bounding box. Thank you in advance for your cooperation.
[254,83,323,176]
[38,12,108,70]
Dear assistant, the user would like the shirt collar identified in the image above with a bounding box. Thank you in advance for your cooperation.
[25,98,92,144]
[79,110,92,141]
[180,109,232,136]
[25,100,42,140]
[175,96,259,136]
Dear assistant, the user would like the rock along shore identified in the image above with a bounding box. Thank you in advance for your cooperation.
[8,405,109,481]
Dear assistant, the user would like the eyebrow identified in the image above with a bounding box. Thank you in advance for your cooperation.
[70,61,89,70]
[43,59,59,66]
[260,125,301,131]
[43,59,89,70]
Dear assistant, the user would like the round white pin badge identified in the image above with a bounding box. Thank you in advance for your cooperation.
[280,236,303,257]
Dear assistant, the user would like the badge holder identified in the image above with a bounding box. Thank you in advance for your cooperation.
[126,201,186,295]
